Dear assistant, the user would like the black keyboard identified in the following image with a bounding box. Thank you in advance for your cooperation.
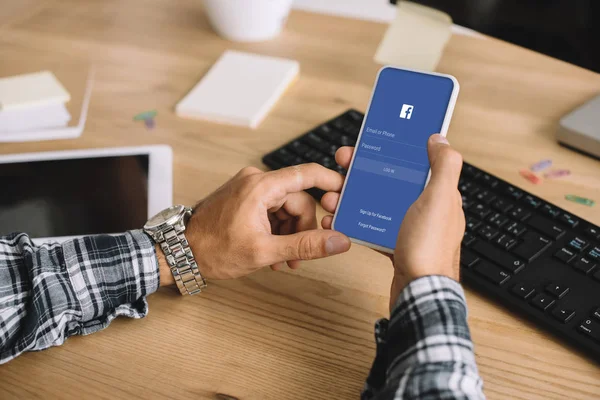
[262,109,600,362]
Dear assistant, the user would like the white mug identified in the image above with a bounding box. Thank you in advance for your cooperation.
[204,0,293,42]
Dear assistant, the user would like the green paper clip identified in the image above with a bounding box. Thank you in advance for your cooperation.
[133,110,157,121]
[565,195,595,207]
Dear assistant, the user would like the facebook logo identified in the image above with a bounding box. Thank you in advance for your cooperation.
[399,104,414,119]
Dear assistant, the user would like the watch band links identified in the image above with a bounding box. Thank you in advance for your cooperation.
[157,220,206,295]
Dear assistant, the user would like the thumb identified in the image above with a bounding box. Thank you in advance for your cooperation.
[426,134,463,191]
[269,230,351,263]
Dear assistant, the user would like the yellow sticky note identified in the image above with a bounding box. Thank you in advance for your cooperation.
[374,1,452,71]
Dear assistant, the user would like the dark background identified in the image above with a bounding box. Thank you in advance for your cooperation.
[391,0,600,74]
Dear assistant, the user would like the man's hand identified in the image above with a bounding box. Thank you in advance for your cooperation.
[160,163,352,284]
[320,134,465,310]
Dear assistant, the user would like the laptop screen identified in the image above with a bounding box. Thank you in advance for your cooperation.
[0,155,149,238]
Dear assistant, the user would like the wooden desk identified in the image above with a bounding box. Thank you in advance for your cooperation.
[1,1,600,398]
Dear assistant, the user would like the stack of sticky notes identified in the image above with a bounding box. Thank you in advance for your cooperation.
[176,50,299,129]
[0,71,72,133]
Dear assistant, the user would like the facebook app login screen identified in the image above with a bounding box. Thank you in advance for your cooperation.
[334,68,456,249]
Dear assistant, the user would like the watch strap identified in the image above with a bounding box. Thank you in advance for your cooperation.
[158,220,206,295]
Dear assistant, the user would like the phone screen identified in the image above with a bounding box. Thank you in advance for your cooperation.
[333,67,458,250]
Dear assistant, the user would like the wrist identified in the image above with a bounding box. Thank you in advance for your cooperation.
[156,244,175,287]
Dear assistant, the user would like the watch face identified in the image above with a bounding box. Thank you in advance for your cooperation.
[145,205,183,229]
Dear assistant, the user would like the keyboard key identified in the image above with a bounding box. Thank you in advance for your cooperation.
[558,212,579,228]
[492,198,514,213]
[476,190,497,204]
[306,132,331,152]
[511,283,535,299]
[479,173,500,189]
[588,246,600,262]
[567,236,589,252]
[339,135,355,146]
[526,215,565,239]
[335,165,347,175]
[511,232,552,261]
[304,149,324,162]
[462,165,482,179]
[505,221,527,237]
[506,186,524,200]
[540,204,561,218]
[488,212,509,228]
[289,140,310,156]
[552,307,576,324]
[572,257,597,274]
[274,148,295,165]
[470,203,491,219]
[531,293,555,311]
[584,226,600,240]
[509,206,531,221]
[522,195,542,209]
[317,156,335,168]
[463,232,477,247]
[472,240,525,273]
[466,216,482,231]
[325,144,339,157]
[578,318,600,342]
[593,308,600,321]
[554,248,576,264]
[495,233,517,250]
[460,249,480,268]
[347,110,363,121]
[462,195,472,211]
[473,260,511,285]
[459,182,480,197]
[477,225,499,241]
[545,283,570,299]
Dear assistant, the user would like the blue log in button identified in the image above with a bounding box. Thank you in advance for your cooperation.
[352,156,428,185]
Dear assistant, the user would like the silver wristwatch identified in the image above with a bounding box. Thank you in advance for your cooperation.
[143,205,207,295]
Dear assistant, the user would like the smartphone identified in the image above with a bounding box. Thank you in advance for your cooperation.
[332,66,460,253]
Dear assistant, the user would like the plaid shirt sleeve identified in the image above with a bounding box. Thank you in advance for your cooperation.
[0,230,159,364]
[362,275,485,400]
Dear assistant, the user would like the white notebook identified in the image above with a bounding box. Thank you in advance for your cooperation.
[0,103,71,132]
[176,50,299,128]
[0,71,71,111]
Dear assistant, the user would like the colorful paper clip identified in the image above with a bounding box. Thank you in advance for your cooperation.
[544,169,571,179]
[519,169,542,184]
[133,110,157,121]
[565,195,595,207]
[530,159,552,172]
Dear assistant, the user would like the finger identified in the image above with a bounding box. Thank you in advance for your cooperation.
[235,166,263,179]
[321,215,333,230]
[262,163,345,200]
[266,230,351,263]
[271,262,285,271]
[335,147,354,170]
[320,192,340,214]
[287,260,301,269]
[279,191,318,233]
[426,134,463,191]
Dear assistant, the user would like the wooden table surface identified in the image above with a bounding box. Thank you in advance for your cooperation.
[1,1,600,399]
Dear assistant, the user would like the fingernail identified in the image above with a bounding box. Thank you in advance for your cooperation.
[326,235,350,255]
[430,134,449,145]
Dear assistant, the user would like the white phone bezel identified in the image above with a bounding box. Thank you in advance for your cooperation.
[331,66,460,254]
[0,145,173,244]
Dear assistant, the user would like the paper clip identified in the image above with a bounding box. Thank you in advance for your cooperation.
[565,195,595,207]
[544,169,571,179]
[530,159,552,172]
[133,110,157,121]
[520,169,542,184]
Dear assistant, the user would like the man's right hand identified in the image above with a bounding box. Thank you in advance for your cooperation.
[321,134,466,310]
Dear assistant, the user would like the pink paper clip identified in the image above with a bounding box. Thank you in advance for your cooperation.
[520,169,542,184]
[544,169,571,179]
